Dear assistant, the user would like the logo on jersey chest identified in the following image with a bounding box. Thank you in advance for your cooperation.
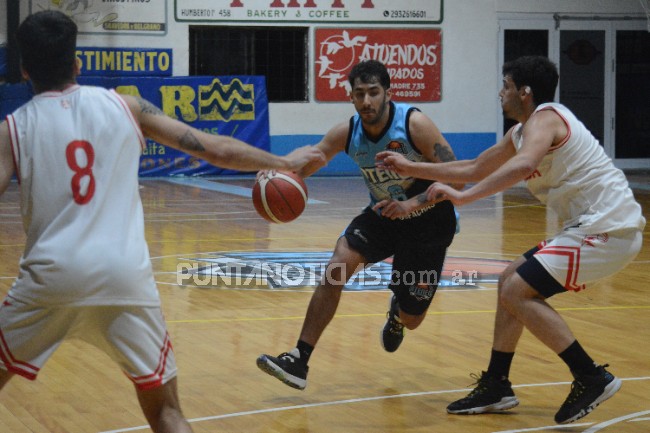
[360,166,404,183]
[525,169,542,180]
[386,140,407,154]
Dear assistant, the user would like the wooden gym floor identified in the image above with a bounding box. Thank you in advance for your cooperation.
[0,173,649,433]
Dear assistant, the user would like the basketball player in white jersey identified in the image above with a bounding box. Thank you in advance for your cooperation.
[376,56,645,424]
[0,10,324,433]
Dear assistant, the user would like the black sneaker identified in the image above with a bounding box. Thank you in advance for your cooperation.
[256,348,308,390]
[380,295,404,352]
[554,364,621,424]
[447,372,519,414]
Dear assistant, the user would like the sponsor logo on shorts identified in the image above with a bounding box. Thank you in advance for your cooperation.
[408,283,436,301]
[353,228,368,244]
[581,233,609,247]
[399,203,436,220]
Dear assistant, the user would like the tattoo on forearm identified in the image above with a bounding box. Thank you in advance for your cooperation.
[136,97,165,116]
[434,142,456,162]
[417,193,428,204]
[179,130,205,152]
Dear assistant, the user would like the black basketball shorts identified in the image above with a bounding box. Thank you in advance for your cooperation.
[344,202,456,316]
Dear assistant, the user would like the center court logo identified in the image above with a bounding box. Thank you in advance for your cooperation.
[176,252,509,291]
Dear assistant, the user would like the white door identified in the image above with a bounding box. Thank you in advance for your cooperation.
[498,16,650,169]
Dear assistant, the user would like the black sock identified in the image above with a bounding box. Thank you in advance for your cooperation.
[486,349,515,381]
[296,340,314,364]
[559,340,598,377]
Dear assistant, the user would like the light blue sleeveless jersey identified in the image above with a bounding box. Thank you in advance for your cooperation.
[346,102,431,206]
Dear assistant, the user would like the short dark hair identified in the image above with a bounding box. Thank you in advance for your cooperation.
[16,10,78,89]
[502,56,558,105]
[348,60,390,90]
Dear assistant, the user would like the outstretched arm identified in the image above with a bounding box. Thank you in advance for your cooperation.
[255,121,348,181]
[377,127,518,184]
[124,95,325,173]
[427,111,560,206]
[408,110,464,190]
[373,110,461,219]
[294,121,349,178]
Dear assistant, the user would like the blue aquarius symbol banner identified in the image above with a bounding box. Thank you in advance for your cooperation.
[79,75,270,176]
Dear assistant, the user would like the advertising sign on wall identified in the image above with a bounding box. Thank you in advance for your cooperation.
[30,0,167,35]
[175,0,442,24]
[315,28,442,102]
[79,75,270,176]
[77,48,172,77]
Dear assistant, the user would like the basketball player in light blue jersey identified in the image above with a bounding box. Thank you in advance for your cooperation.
[257,60,461,390]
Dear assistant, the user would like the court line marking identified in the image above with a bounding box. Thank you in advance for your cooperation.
[98,376,650,433]
[493,423,594,432]
[161,304,650,324]
[582,410,650,432]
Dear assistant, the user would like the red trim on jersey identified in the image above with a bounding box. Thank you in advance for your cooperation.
[37,84,80,99]
[537,106,571,152]
[111,90,147,153]
[0,328,40,380]
[534,245,585,291]
[128,332,173,390]
[6,115,21,182]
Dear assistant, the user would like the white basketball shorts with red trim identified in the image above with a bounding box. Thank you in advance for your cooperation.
[533,228,643,291]
[0,301,177,390]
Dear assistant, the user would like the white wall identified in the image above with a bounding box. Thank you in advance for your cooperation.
[434,0,499,133]
[3,0,646,139]
[496,0,645,14]
[263,0,647,136]
[268,1,502,136]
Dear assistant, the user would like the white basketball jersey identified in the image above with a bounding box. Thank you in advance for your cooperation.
[6,85,160,306]
[512,103,645,234]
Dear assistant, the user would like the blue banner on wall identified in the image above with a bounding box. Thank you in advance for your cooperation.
[78,75,270,176]
[0,82,34,116]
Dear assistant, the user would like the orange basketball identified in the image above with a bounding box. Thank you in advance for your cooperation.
[252,171,308,223]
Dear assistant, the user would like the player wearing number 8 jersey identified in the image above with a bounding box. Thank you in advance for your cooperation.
[6,85,160,307]
[0,10,324,433]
